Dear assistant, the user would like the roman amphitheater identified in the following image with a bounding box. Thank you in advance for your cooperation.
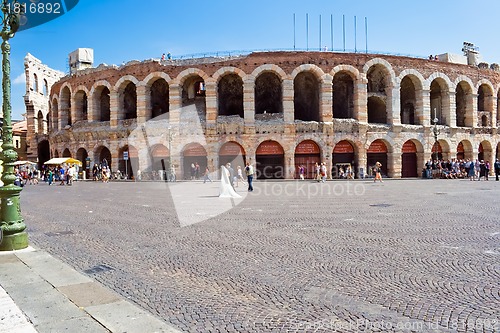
[24,50,500,179]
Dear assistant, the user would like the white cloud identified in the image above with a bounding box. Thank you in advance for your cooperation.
[13,73,25,85]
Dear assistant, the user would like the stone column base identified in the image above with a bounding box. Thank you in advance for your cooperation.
[0,231,28,251]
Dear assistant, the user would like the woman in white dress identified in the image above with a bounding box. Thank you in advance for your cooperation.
[219,165,241,198]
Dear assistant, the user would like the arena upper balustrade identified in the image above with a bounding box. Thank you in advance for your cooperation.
[27,50,500,179]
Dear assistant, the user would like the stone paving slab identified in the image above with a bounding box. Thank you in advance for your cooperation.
[0,246,185,333]
[12,180,500,332]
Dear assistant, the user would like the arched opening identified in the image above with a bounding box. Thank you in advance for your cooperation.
[118,145,137,179]
[457,142,465,160]
[219,142,246,170]
[121,82,137,120]
[432,141,443,161]
[455,81,472,127]
[76,148,88,179]
[481,115,488,127]
[37,110,44,134]
[93,86,110,122]
[96,146,112,169]
[45,113,50,132]
[255,72,282,115]
[74,90,88,122]
[218,74,243,118]
[367,65,390,124]
[294,140,321,179]
[33,73,38,92]
[181,75,206,123]
[430,79,447,125]
[367,140,388,177]
[332,71,354,119]
[43,79,48,96]
[150,79,169,119]
[54,150,59,158]
[332,140,356,178]
[367,96,387,123]
[478,141,493,165]
[400,76,417,125]
[183,143,207,180]
[151,144,170,176]
[51,99,59,131]
[62,148,72,157]
[477,84,493,115]
[60,86,71,127]
[294,72,320,121]
[401,140,418,177]
[256,140,285,179]
[37,140,50,170]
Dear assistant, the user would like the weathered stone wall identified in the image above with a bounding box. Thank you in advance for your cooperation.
[24,53,64,160]
[41,51,500,178]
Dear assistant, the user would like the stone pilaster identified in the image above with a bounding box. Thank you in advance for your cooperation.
[320,75,333,123]
[388,151,401,178]
[169,83,182,126]
[491,96,497,129]
[354,76,368,123]
[419,89,430,126]
[387,87,400,125]
[357,146,367,178]
[243,78,255,134]
[284,149,295,179]
[446,90,455,127]
[204,79,217,135]
[470,93,477,128]
[136,84,148,124]
[282,79,295,135]
[110,91,119,128]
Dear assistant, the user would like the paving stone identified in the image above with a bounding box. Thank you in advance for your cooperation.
[18,180,500,333]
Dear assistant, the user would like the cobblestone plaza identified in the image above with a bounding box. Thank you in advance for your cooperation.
[20,179,499,332]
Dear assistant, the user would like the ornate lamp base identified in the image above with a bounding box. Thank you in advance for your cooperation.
[0,231,28,250]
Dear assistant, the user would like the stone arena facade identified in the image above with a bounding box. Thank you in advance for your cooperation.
[29,51,500,179]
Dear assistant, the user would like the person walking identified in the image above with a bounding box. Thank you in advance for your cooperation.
[236,165,246,186]
[203,166,212,183]
[245,162,254,192]
[494,159,500,181]
[374,162,383,182]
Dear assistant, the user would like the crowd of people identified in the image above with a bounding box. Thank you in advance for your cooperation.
[424,158,498,181]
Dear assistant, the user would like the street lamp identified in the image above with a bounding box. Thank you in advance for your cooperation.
[432,116,441,161]
[0,0,28,251]
[167,126,174,182]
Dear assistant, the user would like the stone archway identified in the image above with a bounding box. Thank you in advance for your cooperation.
[294,140,321,179]
[182,143,207,180]
[367,140,388,177]
[37,140,50,170]
[401,140,418,177]
[256,140,285,179]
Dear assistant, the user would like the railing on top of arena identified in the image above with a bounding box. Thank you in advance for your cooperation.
[168,48,428,61]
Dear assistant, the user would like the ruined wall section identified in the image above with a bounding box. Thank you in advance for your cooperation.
[24,53,64,160]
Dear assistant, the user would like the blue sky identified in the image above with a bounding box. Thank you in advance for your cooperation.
[8,0,500,119]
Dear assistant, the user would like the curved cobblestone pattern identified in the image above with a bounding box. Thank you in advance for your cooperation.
[21,180,499,332]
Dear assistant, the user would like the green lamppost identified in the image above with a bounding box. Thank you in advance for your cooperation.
[0,0,27,251]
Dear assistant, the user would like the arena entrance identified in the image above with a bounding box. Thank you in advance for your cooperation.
[151,144,169,179]
[256,140,284,179]
[96,146,111,169]
[219,142,246,170]
[37,140,50,170]
[182,143,207,180]
[76,148,89,179]
[401,140,418,177]
[367,140,388,177]
[332,140,356,178]
[432,142,443,161]
[294,140,320,179]
[457,142,465,160]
